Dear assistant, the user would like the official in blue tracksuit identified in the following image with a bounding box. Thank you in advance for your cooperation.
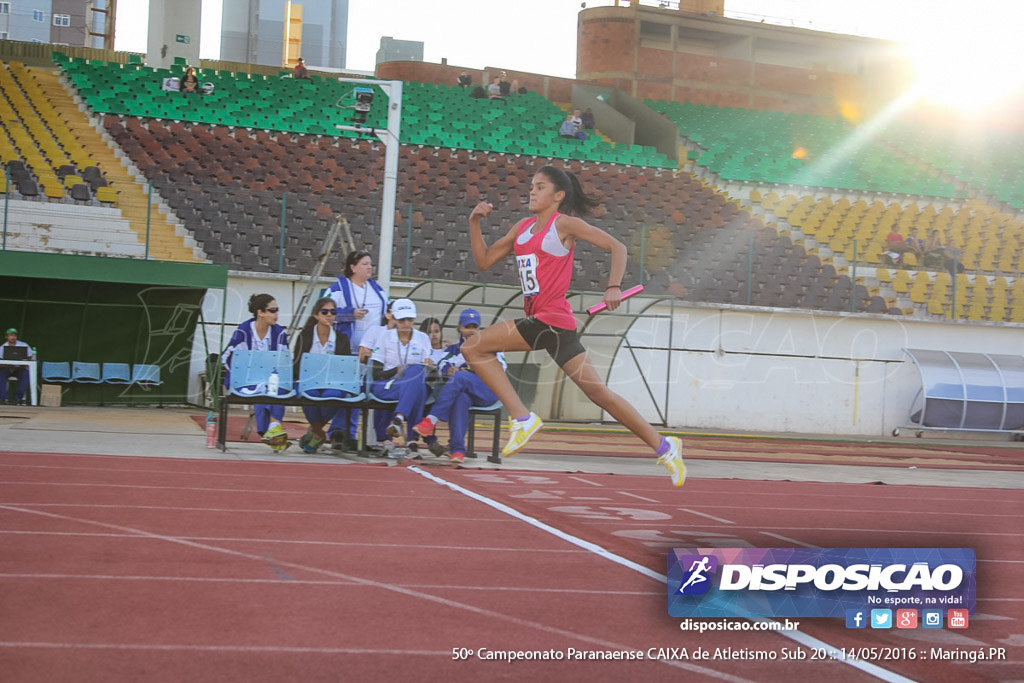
[291,296,353,453]
[413,309,504,463]
[222,293,289,448]
[368,298,434,450]
[326,250,388,354]
[326,249,387,448]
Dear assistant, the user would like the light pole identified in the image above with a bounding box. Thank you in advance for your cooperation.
[335,78,402,297]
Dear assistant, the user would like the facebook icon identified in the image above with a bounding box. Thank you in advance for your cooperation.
[846,609,867,629]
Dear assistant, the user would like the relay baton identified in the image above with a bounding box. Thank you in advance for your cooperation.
[587,284,644,315]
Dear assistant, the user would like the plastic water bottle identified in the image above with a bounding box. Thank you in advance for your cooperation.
[267,369,279,396]
[205,412,217,449]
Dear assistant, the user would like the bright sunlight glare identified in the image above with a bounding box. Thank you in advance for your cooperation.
[904,13,1024,112]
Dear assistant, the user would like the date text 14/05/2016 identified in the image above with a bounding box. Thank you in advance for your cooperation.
[451,646,1008,663]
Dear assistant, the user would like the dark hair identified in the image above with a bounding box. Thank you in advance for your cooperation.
[248,293,276,317]
[419,317,442,348]
[299,296,336,338]
[344,250,372,278]
[537,165,601,217]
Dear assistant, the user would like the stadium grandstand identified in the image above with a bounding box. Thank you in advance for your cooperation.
[0,0,1021,436]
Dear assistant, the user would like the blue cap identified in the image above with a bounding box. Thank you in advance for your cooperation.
[459,309,482,326]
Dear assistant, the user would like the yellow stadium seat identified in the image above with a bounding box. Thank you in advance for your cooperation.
[892,270,911,293]
[876,267,892,283]
[927,300,946,316]
[95,186,117,203]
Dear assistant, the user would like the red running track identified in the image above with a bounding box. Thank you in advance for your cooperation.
[0,451,1021,683]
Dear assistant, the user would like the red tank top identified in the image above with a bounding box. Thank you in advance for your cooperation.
[514,213,577,330]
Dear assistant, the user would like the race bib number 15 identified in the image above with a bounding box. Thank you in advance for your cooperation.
[517,253,540,296]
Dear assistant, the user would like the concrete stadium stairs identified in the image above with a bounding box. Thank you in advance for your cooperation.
[31,66,199,263]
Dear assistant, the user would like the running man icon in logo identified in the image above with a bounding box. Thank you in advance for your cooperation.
[678,555,718,595]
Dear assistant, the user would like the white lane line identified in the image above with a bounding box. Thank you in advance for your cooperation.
[760,532,819,548]
[0,504,748,681]
[411,467,917,683]
[619,492,659,503]
[0,530,583,553]
[0,502,514,523]
[679,508,735,525]
[0,480,451,499]
[568,476,604,487]
[480,521,1024,538]
[0,573,661,595]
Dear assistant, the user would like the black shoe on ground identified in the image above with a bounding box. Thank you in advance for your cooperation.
[330,431,347,451]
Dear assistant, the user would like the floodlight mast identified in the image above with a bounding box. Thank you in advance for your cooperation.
[335,78,403,296]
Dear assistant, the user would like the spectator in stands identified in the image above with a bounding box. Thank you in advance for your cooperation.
[293,57,311,81]
[905,227,924,256]
[292,297,353,454]
[884,228,908,265]
[457,70,472,89]
[488,76,504,102]
[922,229,947,267]
[498,71,512,97]
[179,66,200,95]
[559,113,585,140]
[222,294,290,451]
[369,299,435,455]
[470,85,487,99]
[571,109,584,130]
[414,309,505,464]
[0,328,34,405]
[581,108,596,131]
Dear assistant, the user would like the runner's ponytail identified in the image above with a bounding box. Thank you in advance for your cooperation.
[538,165,601,217]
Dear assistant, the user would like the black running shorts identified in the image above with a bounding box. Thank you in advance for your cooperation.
[514,317,586,367]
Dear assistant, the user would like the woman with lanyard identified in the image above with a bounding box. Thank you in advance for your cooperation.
[222,293,290,451]
[291,297,353,454]
[367,298,434,455]
[326,249,387,449]
[462,165,686,487]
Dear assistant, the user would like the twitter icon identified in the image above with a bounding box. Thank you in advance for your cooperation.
[870,609,893,629]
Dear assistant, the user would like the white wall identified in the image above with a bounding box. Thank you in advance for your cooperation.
[601,303,1024,437]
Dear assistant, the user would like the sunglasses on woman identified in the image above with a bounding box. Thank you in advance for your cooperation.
[264,307,279,313]
[319,308,337,315]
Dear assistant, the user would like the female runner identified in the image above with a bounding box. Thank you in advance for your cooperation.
[461,166,685,486]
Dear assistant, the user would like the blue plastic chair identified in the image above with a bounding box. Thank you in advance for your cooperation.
[131,364,163,387]
[71,361,102,383]
[102,362,132,384]
[227,350,295,398]
[41,361,72,383]
[297,353,365,401]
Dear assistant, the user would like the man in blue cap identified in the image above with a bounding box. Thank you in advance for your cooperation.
[414,309,504,463]
[1,328,34,405]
